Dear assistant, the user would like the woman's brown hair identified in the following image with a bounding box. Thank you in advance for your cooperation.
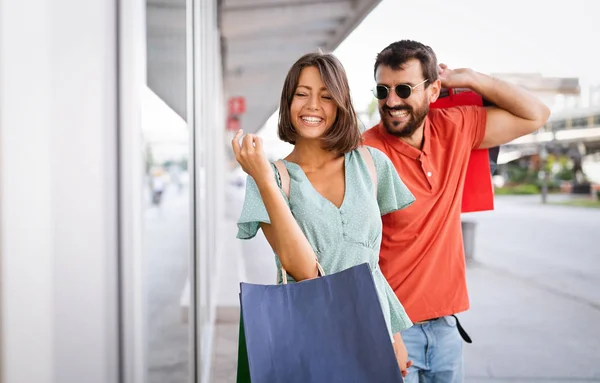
[278,52,361,154]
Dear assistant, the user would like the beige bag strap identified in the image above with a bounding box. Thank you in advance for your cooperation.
[273,160,290,199]
[281,261,326,284]
[357,146,377,197]
[273,159,304,283]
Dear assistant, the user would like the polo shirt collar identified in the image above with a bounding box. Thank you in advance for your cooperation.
[375,117,431,160]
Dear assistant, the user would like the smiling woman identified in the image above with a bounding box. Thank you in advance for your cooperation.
[231,51,417,378]
[277,53,361,154]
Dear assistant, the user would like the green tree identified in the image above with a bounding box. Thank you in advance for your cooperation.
[366,98,378,120]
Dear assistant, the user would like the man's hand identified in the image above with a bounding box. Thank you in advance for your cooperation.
[438,63,474,89]
[437,63,550,149]
[393,333,412,377]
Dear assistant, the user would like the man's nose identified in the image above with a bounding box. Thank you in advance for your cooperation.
[385,89,403,108]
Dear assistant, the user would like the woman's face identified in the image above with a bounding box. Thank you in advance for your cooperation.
[290,66,338,140]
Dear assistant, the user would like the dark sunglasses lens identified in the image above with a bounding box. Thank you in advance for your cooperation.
[374,85,389,100]
[395,85,412,99]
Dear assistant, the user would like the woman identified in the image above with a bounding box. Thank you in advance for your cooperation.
[231,52,414,377]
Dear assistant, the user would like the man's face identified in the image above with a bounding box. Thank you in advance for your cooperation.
[375,59,435,138]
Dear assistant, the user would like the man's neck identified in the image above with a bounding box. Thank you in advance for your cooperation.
[398,124,425,150]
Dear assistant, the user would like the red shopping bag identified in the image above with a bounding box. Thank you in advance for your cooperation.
[430,89,495,213]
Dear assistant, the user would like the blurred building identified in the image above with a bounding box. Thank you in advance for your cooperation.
[493,73,581,111]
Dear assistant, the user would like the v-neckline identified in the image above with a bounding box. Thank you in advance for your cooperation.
[282,152,349,210]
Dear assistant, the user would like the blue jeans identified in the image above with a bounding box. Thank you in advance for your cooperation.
[401,316,464,383]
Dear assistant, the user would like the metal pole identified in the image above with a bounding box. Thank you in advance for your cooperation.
[541,167,549,204]
[540,144,548,204]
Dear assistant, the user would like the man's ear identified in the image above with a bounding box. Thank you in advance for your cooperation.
[428,79,442,104]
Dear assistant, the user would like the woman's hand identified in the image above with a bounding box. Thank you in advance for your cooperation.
[231,129,275,188]
[393,333,412,377]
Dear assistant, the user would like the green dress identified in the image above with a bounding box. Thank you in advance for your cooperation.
[237,147,415,338]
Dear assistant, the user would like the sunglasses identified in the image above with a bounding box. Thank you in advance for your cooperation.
[372,79,428,100]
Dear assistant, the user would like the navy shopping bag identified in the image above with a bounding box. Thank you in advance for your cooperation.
[238,263,403,383]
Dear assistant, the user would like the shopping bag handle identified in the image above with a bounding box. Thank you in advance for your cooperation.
[281,261,325,284]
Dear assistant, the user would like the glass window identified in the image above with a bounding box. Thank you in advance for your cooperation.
[144,1,191,382]
[572,117,589,128]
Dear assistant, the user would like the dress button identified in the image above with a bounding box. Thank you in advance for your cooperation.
[427,171,432,177]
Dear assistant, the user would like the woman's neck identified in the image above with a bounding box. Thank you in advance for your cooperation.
[285,139,341,171]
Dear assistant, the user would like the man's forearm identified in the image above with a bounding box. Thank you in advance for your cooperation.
[466,70,549,123]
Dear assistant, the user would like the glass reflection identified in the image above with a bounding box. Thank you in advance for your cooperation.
[144,0,190,381]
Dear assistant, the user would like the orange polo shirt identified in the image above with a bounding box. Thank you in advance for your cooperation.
[363,105,487,322]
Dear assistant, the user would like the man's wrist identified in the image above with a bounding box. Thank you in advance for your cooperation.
[465,68,482,90]
[467,70,498,98]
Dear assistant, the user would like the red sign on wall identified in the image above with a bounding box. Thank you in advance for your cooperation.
[227,116,240,132]
[228,97,246,115]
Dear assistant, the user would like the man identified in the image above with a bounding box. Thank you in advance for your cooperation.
[362,40,550,382]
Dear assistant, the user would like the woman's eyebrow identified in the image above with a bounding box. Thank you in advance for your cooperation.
[297,85,328,91]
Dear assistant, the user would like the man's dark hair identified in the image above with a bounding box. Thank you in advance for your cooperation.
[374,40,438,86]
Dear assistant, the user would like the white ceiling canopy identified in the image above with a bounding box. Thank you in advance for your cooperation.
[221,0,381,133]
[146,0,382,133]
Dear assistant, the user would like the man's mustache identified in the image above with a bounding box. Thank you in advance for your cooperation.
[382,105,412,113]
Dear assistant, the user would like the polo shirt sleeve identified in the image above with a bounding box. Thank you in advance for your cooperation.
[367,147,415,216]
[452,105,487,149]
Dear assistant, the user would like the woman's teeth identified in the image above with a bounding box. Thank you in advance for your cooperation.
[302,116,323,124]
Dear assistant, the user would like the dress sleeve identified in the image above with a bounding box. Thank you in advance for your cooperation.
[367,147,415,216]
[236,163,289,240]
[385,281,413,334]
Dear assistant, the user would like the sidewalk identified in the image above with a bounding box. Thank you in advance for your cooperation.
[210,184,275,382]
[210,217,275,382]
[209,218,243,383]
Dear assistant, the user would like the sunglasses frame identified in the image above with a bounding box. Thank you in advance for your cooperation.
[372,79,429,100]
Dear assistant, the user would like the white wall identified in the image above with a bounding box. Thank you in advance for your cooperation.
[50,1,120,381]
[0,0,143,381]
[0,0,55,381]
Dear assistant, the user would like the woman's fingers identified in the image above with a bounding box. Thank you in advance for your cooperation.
[401,360,413,377]
[242,133,255,155]
[232,131,269,180]
[253,135,263,152]
[231,129,243,158]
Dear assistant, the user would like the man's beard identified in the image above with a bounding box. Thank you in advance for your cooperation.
[380,103,429,138]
